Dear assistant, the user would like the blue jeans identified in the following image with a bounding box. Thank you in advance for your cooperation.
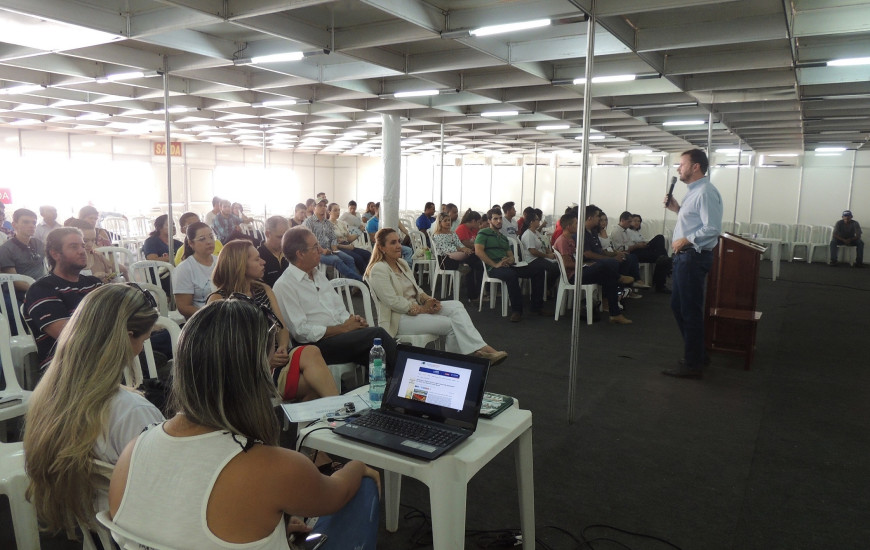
[577,260,621,316]
[488,262,546,314]
[829,238,863,264]
[670,249,713,368]
[314,477,380,550]
[346,248,372,273]
[401,245,414,266]
[320,251,362,280]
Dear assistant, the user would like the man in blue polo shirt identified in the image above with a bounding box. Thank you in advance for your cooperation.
[416,202,436,232]
[662,148,723,379]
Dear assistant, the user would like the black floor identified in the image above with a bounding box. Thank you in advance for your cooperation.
[6,259,868,550]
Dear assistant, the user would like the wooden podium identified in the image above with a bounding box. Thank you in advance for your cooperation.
[705,233,766,369]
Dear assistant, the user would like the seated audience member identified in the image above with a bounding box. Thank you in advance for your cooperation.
[257,215,290,287]
[474,208,548,322]
[598,211,612,251]
[173,222,218,319]
[361,201,377,223]
[232,202,254,232]
[212,199,247,244]
[366,228,507,365]
[174,212,223,266]
[305,198,317,217]
[456,209,481,249]
[829,209,863,267]
[340,200,366,234]
[611,212,671,292]
[553,211,632,325]
[550,205,578,246]
[416,201,436,232]
[142,214,184,263]
[500,202,519,238]
[0,203,12,239]
[446,203,460,231]
[78,205,111,247]
[519,210,560,286]
[207,240,338,401]
[0,208,46,298]
[305,198,363,281]
[108,299,381,549]
[432,212,483,301]
[25,227,102,375]
[66,219,128,282]
[479,212,490,231]
[35,205,63,243]
[273,227,397,371]
[203,196,221,228]
[24,284,164,541]
[582,205,647,290]
[289,202,308,228]
[329,202,371,274]
[365,202,381,240]
[518,206,535,236]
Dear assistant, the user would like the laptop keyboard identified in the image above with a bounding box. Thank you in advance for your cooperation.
[353,413,463,447]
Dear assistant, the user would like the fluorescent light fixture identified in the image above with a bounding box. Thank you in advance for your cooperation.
[767,153,799,157]
[470,19,550,37]
[827,57,870,67]
[10,119,40,125]
[716,148,743,154]
[815,147,847,152]
[394,89,439,98]
[251,52,304,64]
[260,99,298,107]
[536,124,569,130]
[588,135,607,140]
[99,71,145,83]
[77,112,110,120]
[0,84,44,95]
[599,152,627,158]
[0,10,119,51]
[629,149,653,154]
[402,139,423,145]
[366,116,382,123]
[480,110,519,117]
[573,74,636,85]
[663,120,706,126]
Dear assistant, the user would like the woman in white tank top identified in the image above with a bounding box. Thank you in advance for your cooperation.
[109,299,381,549]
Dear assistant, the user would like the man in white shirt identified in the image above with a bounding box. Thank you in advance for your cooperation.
[339,200,366,236]
[35,206,63,243]
[273,226,397,372]
[500,201,519,237]
[611,211,672,293]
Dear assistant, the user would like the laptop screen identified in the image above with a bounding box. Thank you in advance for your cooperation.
[383,344,489,430]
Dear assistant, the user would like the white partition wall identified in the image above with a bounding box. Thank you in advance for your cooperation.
[589,166,628,218]
[799,151,854,226]
[624,166,668,223]
[751,168,801,224]
[555,166,581,215]
[709,166,754,225]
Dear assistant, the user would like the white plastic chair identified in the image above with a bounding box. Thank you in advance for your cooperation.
[836,245,858,266]
[553,253,599,325]
[409,231,435,285]
[96,510,177,550]
[126,316,181,386]
[808,225,833,264]
[1,315,32,442]
[429,238,461,300]
[478,268,509,317]
[748,222,770,238]
[766,223,790,260]
[366,283,440,350]
[736,221,750,235]
[327,278,369,392]
[0,442,40,549]
[789,224,812,261]
[721,220,735,234]
[0,274,38,389]
[95,246,134,281]
[129,260,185,325]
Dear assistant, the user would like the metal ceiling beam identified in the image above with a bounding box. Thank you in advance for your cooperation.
[137,29,239,60]
[445,0,576,30]
[666,48,793,75]
[334,21,437,51]
[231,14,331,50]
[793,3,870,37]
[636,14,787,52]
[227,0,334,19]
[358,0,444,34]
[129,7,222,38]
[0,0,126,36]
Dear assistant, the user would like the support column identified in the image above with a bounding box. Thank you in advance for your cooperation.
[161,58,175,261]
[382,114,401,231]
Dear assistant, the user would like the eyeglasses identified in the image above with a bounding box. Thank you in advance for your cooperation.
[230,293,284,342]
[127,282,159,310]
[303,244,321,253]
[193,233,216,243]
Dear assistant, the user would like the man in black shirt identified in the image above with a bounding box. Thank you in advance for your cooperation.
[24,227,102,373]
[258,215,290,286]
[829,210,863,267]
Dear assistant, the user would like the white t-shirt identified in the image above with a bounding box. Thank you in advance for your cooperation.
[500,217,519,238]
[173,255,217,307]
[340,211,364,232]
[94,388,165,464]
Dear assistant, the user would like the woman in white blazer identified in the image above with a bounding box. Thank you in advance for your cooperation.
[365,228,507,366]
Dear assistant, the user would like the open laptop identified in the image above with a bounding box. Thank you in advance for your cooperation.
[333,344,490,460]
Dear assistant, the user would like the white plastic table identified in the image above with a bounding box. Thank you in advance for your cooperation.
[754,237,782,281]
[298,388,535,550]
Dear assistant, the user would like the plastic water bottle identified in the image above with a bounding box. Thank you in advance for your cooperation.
[369,339,387,409]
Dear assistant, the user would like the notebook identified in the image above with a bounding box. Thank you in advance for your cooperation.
[333,344,490,460]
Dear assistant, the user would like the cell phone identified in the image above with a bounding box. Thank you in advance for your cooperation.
[304,533,328,550]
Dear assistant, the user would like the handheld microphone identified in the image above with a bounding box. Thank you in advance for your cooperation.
[666,176,677,204]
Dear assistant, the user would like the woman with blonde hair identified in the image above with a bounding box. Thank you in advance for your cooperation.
[365,228,507,365]
[24,283,164,540]
[432,211,484,301]
[208,239,338,401]
[108,300,380,549]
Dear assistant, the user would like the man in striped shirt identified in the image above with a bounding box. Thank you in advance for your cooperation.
[24,227,102,375]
